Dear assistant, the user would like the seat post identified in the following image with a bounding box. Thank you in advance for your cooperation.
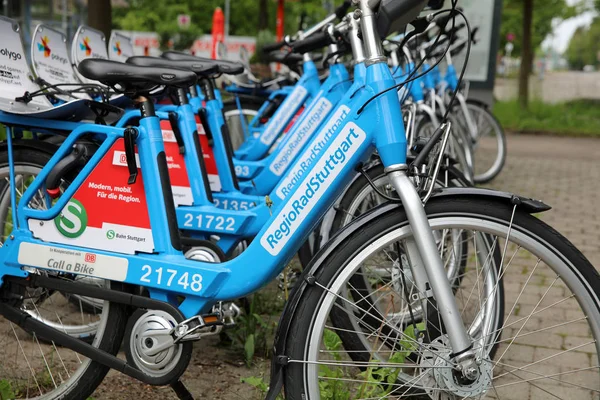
[176,88,189,105]
[199,78,216,101]
[136,95,156,118]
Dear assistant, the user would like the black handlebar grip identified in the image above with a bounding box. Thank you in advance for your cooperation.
[335,0,352,19]
[291,32,333,54]
[262,41,286,53]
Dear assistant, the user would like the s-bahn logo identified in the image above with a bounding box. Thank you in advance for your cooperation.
[80,36,92,56]
[113,41,122,56]
[37,35,51,57]
[54,199,88,239]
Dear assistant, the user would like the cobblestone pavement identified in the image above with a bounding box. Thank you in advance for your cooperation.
[479,133,600,400]
[492,133,600,268]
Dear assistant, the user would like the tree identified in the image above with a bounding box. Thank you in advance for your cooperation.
[518,0,533,109]
[500,0,579,108]
[113,0,333,43]
[88,0,112,40]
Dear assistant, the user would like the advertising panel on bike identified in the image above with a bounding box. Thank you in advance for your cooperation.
[108,31,135,63]
[71,25,108,84]
[0,17,52,112]
[30,24,91,101]
[29,139,155,255]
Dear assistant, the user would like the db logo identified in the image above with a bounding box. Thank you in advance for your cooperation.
[85,253,97,263]
[163,131,175,141]
[119,153,127,164]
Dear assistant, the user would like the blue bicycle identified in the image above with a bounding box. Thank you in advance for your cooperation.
[0,1,598,399]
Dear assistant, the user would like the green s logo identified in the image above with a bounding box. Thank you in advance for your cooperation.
[54,199,88,238]
[106,230,116,239]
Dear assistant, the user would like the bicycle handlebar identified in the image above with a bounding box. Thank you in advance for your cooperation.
[262,41,287,53]
[290,31,334,54]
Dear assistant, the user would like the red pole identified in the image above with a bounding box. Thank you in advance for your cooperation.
[276,0,285,42]
[211,7,225,59]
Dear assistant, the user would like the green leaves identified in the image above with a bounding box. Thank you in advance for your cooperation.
[244,333,256,367]
[500,0,580,57]
[113,0,343,50]
[0,380,14,400]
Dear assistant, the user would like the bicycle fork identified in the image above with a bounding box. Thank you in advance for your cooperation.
[386,165,480,379]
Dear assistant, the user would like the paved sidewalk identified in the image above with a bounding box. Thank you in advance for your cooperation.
[492,134,600,268]
[485,133,600,400]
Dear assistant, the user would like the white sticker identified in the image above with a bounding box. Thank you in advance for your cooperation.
[261,122,366,256]
[260,85,308,145]
[18,242,128,281]
[275,105,350,199]
[269,96,332,176]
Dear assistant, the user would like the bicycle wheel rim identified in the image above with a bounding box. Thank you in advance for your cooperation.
[303,213,600,399]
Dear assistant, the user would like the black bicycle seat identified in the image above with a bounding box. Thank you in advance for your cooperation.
[161,51,245,75]
[126,56,219,76]
[78,59,197,93]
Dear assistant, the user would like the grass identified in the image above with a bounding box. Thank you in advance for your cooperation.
[493,99,600,137]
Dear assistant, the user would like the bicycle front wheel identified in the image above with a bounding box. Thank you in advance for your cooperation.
[284,196,600,399]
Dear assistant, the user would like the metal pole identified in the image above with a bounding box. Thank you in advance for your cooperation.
[224,0,230,38]
[62,0,67,32]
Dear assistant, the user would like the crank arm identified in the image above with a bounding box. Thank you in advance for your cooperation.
[1,275,182,386]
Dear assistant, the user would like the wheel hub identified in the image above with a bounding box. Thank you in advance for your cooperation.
[420,337,493,399]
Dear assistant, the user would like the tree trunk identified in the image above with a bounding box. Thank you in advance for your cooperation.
[258,0,269,31]
[87,0,112,40]
[518,0,533,109]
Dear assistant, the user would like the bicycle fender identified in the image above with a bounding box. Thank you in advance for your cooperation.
[0,138,60,157]
[265,187,550,400]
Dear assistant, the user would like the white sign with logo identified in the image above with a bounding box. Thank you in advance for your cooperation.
[30,24,88,101]
[18,242,129,282]
[0,16,53,113]
[108,31,135,63]
[71,25,108,84]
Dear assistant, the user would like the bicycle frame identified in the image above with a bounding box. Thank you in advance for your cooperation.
[0,58,404,319]
[234,59,321,161]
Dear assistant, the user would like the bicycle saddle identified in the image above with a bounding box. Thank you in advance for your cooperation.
[162,51,245,75]
[78,59,197,92]
[126,56,220,76]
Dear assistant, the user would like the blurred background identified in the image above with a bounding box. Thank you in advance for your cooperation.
[4,0,600,136]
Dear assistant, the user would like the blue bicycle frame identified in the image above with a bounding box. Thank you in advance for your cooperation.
[232,63,351,193]
[1,59,405,319]
[234,59,320,161]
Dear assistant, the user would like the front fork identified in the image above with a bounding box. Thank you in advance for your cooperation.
[386,166,479,378]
